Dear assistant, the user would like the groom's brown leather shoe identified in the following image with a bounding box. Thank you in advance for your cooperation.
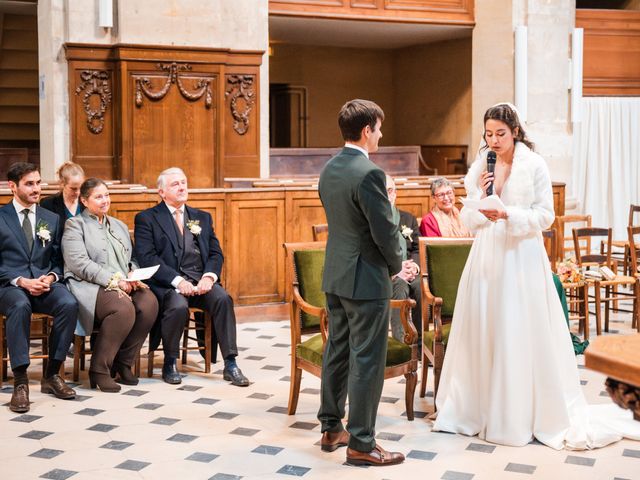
[320,430,350,452]
[10,384,30,413]
[346,444,405,466]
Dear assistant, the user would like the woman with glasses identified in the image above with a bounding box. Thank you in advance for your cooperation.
[419,177,470,237]
[62,178,158,392]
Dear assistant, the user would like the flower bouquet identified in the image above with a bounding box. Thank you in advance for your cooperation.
[557,258,584,284]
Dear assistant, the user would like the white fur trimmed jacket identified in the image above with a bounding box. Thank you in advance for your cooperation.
[461,142,555,237]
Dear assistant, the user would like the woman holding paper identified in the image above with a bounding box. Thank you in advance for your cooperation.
[432,103,640,449]
[62,178,158,392]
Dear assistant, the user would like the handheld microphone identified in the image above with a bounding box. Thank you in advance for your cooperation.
[486,151,497,196]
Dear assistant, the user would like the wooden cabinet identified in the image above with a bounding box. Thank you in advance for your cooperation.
[65,44,263,187]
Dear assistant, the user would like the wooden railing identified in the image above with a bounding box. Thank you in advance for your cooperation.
[269,0,475,25]
[0,180,566,306]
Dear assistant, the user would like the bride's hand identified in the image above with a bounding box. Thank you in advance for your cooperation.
[479,209,507,222]
[479,171,493,198]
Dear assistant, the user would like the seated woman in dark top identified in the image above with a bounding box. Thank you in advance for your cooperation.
[40,162,85,223]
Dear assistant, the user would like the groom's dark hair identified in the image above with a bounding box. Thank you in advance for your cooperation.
[338,99,384,142]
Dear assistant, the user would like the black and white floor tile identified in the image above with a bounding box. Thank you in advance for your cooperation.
[1,314,638,479]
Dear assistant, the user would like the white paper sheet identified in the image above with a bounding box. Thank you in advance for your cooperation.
[124,265,160,282]
[460,195,506,211]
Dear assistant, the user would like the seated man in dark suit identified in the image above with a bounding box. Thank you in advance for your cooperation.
[0,163,78,413]
[134,167,249,386]
[385,175,422,344]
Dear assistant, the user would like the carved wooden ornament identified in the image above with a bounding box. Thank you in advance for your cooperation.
[75,70,112,134]
[135,62,213,108]
[225,75,255,135]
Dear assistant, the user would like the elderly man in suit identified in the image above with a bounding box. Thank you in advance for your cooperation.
[0,163,78,413]
[317,99,405,466]
[134,167,249,387]
[385,175,422,344]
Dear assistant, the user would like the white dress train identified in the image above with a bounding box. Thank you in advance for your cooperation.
[432,143,640,450]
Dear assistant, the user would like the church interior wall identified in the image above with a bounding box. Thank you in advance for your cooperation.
[268,39,473,153]
[269,43,397,147]
[392,38,472,149]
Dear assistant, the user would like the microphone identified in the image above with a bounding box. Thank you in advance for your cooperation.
[486,151,497,196]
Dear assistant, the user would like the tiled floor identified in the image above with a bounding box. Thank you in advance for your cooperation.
[1,310,639,480]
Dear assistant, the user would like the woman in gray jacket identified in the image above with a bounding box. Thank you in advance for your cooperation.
[62,178,158,392]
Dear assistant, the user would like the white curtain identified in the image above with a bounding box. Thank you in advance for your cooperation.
[573,97,640,240]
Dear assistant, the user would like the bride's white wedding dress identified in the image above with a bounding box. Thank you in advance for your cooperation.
[432,142,640,450]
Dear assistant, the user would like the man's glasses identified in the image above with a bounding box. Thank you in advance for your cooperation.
[434,190,454,200]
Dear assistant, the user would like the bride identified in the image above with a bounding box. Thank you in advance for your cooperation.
[432,102,640,450]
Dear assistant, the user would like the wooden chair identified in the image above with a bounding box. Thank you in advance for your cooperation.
[557,214,591,260]
[147,307,213,377]
[628,225,640,278]
[573,227,639,334]
[627,225,640,332]
[1,313,63,382]
[418,237,473,407]
[311,224,328,242]
[604,205,640,276]
[545,228,591,339]
[284,241,419,420]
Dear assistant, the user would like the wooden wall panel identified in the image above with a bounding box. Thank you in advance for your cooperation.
[269,0,474,24]
[65,44,263,188]
[225,192,286,305]
[223,69,261,179]
[67,56,116,179]
[285,189,326,242]
[130,69,218,187]
[0,182,567,305]
[577,9,640,96]
[395,187,432,220]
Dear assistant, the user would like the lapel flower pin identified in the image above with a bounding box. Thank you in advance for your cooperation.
[401,224,413,239]
[36,220,52,246]
[186,219,202,236]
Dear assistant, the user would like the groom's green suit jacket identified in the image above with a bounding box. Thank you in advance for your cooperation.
[318,147,403,300]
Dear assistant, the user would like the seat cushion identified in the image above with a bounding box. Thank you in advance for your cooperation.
[423,324,452,353]
[296,335,412,368]
[386,337,412,366]
[297,333,324,366]
[427,244,472,317]
[294,249,326,329]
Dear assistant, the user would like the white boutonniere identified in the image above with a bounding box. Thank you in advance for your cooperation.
[186,219,202,236]
[401,225,413,239]
[36,220,51,246]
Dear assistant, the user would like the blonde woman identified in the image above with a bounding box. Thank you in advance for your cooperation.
[40,162,85,223]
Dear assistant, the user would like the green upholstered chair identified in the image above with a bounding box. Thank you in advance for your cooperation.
[284,241,419,420]
[418,237,473,407]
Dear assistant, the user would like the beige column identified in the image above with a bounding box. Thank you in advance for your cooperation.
[37,0,68,181]
[472,0,576,208]
[522,0,575,207]
[471,0,514,159]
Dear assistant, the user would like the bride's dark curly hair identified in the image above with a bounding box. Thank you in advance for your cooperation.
[481,103,534,151]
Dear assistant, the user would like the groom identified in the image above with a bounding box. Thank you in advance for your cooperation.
[317,99,405,466]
